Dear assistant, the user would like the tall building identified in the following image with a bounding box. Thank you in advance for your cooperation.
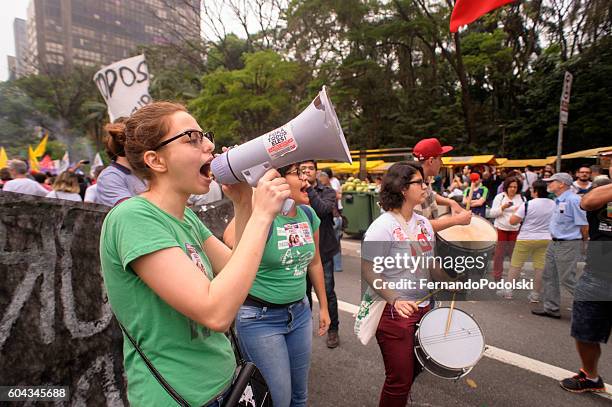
[25,0,200,74]
[13,18,28,78]
[7,56,17,80]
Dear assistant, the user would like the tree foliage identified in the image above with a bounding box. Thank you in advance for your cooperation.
[1,0,611,161]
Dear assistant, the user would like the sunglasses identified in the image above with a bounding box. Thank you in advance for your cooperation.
[153,129,214,151]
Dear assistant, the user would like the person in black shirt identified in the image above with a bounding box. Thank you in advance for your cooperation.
[560,178,612,393]
[300,160,341,348]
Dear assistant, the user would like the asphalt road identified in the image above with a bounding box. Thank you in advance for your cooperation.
[306,239,612,407]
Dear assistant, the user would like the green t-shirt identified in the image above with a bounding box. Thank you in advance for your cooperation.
[249,205,321,304]
[100,196,236,406]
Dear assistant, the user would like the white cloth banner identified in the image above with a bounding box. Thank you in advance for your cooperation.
[59,151,70,173]
[93,54,152,122]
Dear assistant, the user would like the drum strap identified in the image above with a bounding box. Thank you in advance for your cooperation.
[518,201,529,233]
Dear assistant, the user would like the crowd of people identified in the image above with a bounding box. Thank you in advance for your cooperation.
[1,111,610,405]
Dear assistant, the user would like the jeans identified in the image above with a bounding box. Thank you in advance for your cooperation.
[333,216,343,272]
[542,240,580,313]
[235,298,312,407]
[307,258,339,331]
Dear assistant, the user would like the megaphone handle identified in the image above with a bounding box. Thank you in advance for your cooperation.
[281,198,295,216]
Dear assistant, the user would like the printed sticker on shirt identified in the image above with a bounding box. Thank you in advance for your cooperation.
[284,222,312,248]
[276,227,286,236]
[416,220,434,253]
[559,202,567,214]
[185,243,211,280]
[278,239,290,250]
[262,125,298,160]
[392,226,408,241]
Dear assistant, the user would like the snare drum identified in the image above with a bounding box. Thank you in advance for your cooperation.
[414,307,485,380]
[435,214,497,278]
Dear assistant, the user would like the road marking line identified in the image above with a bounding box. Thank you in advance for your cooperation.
[326,298,612,399]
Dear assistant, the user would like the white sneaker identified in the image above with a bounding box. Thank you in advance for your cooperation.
[527,291,540,303]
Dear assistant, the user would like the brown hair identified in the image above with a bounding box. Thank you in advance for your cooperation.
[53,171,80,193]
[503,176,522,193]
[105,102,187,180]
[379,161,424,211]
[104,117,128,159]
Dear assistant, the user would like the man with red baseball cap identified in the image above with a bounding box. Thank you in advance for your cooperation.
[412,138,471,231]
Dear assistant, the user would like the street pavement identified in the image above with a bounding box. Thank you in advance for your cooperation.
[307,239,612,406]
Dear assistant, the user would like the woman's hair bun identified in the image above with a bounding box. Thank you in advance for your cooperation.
[104,121,127,158]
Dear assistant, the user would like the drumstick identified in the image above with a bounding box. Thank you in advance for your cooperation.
[444,293,456,336]
[415,288,443,305]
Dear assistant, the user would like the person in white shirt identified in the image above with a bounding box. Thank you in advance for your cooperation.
[187,178,223,208]
[361,162,446,406]
[489,176,524,281]
[2,160,49,197]
[522,165,538,197]
[504,180,556,301]
[84,165,105,203]
[46,171,83,202]
[571,165,592,195]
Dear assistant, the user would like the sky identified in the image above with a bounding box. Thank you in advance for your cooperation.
[0,0,262,82]
[0,0,29,81]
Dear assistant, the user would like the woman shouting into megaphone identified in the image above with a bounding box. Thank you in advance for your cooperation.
[99,101,291,406]
[224,162,331,407]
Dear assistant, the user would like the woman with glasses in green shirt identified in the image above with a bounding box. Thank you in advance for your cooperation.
[100,101,290,406]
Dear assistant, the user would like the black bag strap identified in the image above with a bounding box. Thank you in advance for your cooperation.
[118,322,190,407]
[518,200,529,232]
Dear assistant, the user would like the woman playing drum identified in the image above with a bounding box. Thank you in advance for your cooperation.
[361,162,449,406]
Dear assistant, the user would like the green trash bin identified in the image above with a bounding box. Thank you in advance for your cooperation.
[341,192,372,236]
[370,192,381,222]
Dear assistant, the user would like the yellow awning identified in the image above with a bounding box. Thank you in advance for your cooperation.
[333,160,386,173]
[499,158,556,168]
[370,162,395,172]
[494,158,508,165]
[561,146,612,159]
[442,155,496,166]
[317,162,344,171]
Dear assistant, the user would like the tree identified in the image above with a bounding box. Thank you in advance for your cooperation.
[189,50,309,145]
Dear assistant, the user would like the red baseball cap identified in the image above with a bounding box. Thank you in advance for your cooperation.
[412,138,453,160]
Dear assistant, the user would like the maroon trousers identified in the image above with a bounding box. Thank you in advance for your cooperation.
[493,228,519,281]
[375,303,430,407]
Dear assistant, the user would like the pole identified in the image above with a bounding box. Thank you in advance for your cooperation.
[556,119,563,173]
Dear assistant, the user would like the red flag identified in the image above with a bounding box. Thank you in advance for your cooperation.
[450,0,516,32]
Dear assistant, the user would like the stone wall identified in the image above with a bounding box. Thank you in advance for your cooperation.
[0,192,233,405]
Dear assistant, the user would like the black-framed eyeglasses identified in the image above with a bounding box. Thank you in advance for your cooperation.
[285,168,307,179]
[407,179,427,187]
[153,130,214,151]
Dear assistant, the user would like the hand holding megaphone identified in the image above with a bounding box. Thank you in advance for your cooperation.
[211,86,352,214]
[251,169,291,221]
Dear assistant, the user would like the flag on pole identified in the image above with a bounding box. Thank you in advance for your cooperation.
[450,0,516,32]
[32,133,48,158]
[93,152,104,168]
[28,145,40,172]
[59,151,70,173]
[39,154,56,173]
[0,147,8,168]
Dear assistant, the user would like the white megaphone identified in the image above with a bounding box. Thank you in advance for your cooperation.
[211,86,352,214]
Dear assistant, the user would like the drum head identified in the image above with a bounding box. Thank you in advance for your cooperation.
[436,214,497,250]
[417,307,484,370]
